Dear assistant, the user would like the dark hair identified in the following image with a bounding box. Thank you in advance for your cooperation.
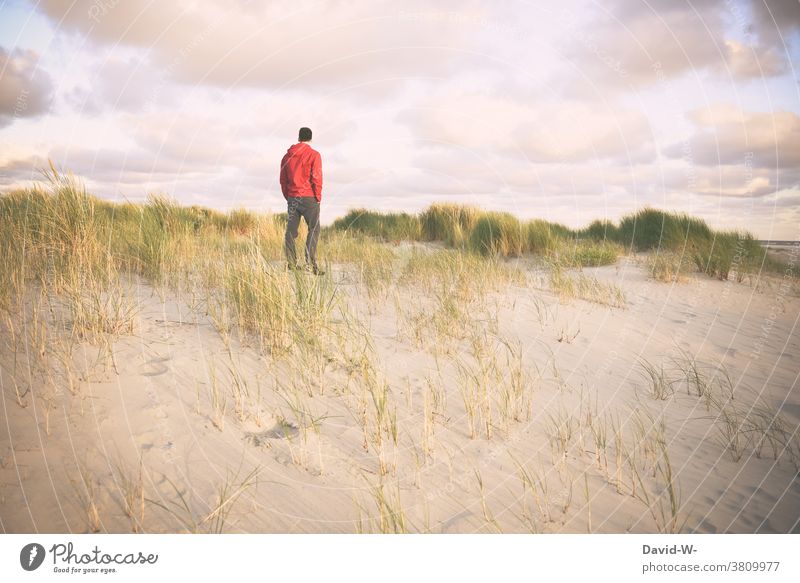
[298,127,312,142]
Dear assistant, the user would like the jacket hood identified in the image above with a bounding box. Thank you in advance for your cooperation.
[287,142,311,154]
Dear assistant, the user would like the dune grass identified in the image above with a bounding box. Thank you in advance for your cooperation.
[549,239,622,268]
[577,219,620,242]
[613,208,779,280]
[469,211,526,257]
[648,251,693,283]
[617,207,712,251]
[3,169,796,534]
[147,465,260,533]
[399,248,523,301]
[527,219,559,253]
[5,170,776,306]
[327,204,784,281]
[549,266,626,308]
[331,208,421,242]
[420,203,479,248]
[224,246,340,354]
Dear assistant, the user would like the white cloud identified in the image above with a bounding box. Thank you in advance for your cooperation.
[667,104,800,168]
[0,47,54,126]
[36,0,488,90]
[399,92,655,163]
[724,40,787,78]
[558,0,798,91]
[65,56,168,114]
[3,1,798,239]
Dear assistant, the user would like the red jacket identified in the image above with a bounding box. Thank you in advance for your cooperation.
[280,142,323,202]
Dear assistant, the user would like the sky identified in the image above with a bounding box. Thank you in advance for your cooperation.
[1,0,799,238]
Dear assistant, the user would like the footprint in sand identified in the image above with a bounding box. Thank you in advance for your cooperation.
[151,407,168,420]
[142,356,170,377]
[154,319,186,327]
[438,510,472,533]
[244,422,300,447]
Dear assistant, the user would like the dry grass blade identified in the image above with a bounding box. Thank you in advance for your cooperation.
[637,358,674,400]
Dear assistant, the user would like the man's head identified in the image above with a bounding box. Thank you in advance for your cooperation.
[298,127,312,142]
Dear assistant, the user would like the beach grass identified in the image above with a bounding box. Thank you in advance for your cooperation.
[2,169,798,535]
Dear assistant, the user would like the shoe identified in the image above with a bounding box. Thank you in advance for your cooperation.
[312,266,326,276]
[287,263,302,271]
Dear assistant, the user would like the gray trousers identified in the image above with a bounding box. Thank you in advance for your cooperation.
[285,197,321,268]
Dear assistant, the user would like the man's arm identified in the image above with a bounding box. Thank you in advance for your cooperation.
[310,151,323,203]
[279,154,289,199]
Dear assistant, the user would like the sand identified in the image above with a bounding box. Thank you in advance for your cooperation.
[1,249,799,533]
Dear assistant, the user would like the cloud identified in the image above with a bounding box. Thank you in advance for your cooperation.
[688,166,786,199]
[127,114,246,168]
[512,104,654,163]
[666,104,800,169]
[723,39,787,78]
[36,1,487,91]
[746,0,800,47]
[6,1,798,240]
[559,0,724,88]
[559,0,797,90]
[65,56,168,114]
[0,47,54,126]
[399,93,655,164]
[0,148,190,185]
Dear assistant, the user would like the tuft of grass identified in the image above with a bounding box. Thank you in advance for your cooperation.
[225,246,340,354]
[549,266,626,307]
[63,274,138,342]
[510,453,552,524]
[205,465,261,534]
[357,478,408,533]
[455,332,502,439]
[207,360,227,430]
[671,348,713,401]
[322,232,396,297]
[147,465,259,533]
[550,240,622,268]
[74,463,102,533]
[420,203,480,247]
[526,220,558,253]
[618,207,712,252]
[331,208,421,242]
[711,401,750,462]
[469,212,525,258]
[399,248,523,301]
[578,219,620,242]
[496,338,533,428]
[225,208,259,235]
[114,457,145,532]
[133,194,196,284]
[545,408,577,460]
[648,251,693,283]
[474,468,501,532]
[616,208,784,280]
[637,358,674,400]
[631,434,687,533]
[588,413,610,472]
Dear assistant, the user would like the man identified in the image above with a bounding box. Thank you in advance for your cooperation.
[280,126,324,275]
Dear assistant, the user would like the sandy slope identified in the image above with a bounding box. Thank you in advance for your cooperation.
[1,252,798,533]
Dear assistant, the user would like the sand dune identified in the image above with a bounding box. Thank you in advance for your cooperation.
[2,246,798,534]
